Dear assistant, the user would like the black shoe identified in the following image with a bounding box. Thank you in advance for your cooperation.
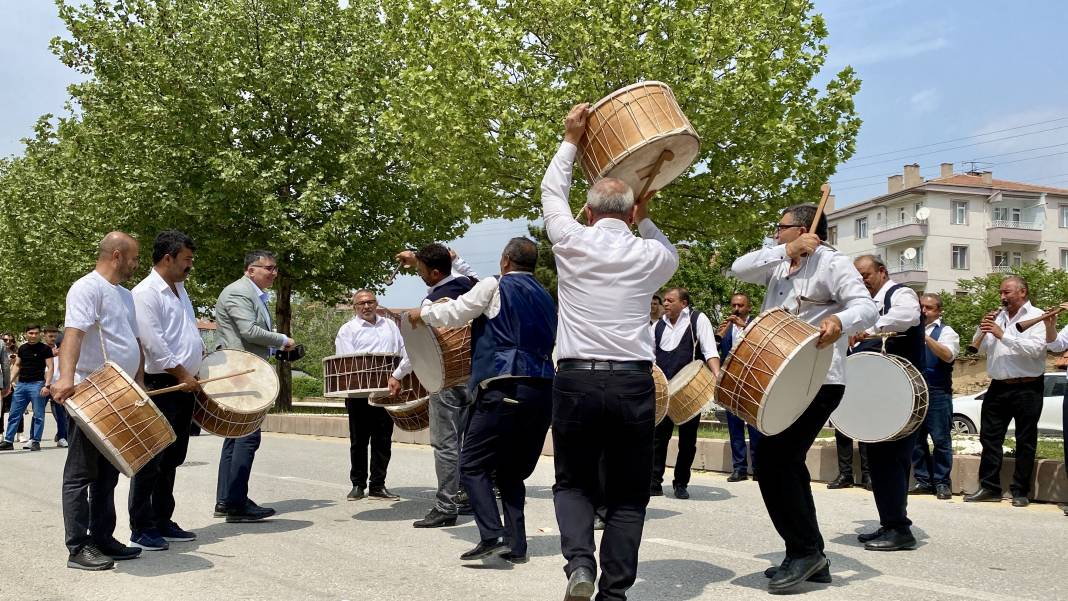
[763,557,831,583]
[413,508,457,528]
[909,483,935,495]
[650,484,664,496]
[347,486,365,500]
[826,474,854,489]
[460,537,510,560]
[935,484,952,500]
[0,441,14,451]
[565,566,596,600]
[1011,495,1030,507]
[502,551,528,564]
[964,488,1002,503]
[26,441,41,451]
[768,553,828,593]
[97,538,143,560]
[368,486,399,500]
[67,544,116,571]
[860,474,872,490]
[226,503,275,523]
[726,470,748,482]
[673,484,690,499]
[213,502,229,517]
[857,527,888,543]
[593,515,606,531]
[864,529,916,551]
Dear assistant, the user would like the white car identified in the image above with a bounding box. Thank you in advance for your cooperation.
[951,372,1065,436]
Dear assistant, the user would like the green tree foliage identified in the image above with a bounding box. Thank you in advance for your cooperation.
[666,242,765,320]
[527,224,558,302]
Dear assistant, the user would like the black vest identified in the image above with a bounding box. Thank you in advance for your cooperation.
[852,283,925,369]
[922,322,953,394]
[426,276,475,302]
[654,311,704,380]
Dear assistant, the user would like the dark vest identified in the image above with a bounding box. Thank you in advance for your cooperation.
[654,310,704,380]
[426,276,475,302]
[852,283,925,369]
[469,273,557,395]
[717,317,752,361]
[923,322,953,394]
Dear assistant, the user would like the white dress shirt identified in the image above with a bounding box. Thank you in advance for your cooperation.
[64,270,141,383]
[926,318,960,362]
[867,279,920,334]
[1047,323,1068,354]
[421,272,530,328]
[976,302,1047,380]
[652,307,719,361]
[334,314,411,379]
[541,142,679,361]
[132,268,205,376]
[730,243,878,386]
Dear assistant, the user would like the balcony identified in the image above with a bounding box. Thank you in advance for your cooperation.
[986,220,1042,247]
[873,218,928,246]
[992,265,1021,273]
[888,262,928,286]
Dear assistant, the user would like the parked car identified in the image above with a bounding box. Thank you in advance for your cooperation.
[951,372,1065,436]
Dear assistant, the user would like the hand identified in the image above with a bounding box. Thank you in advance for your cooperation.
[563,103,590,145]
[282,337,297,351]
[448,248,457,261]
[407,309,424,328]
[177,370,202,395]
[716,320,731,337]
[51,376,76,404]
[395,250,417,268]
[1,386,9,398]
[785,233,820,259]
[979,319,1004,339]
[387,376,402,398]
[631,190,654,224]
[39,385,50,397]
[816,315,843,348]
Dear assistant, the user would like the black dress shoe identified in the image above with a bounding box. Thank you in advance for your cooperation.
[726,470,748,482]
[565,566,596,600]
[369,486,399,500]
[67,544,115,571]
[673,484,690,499]
[226,503,275,523]
[963,488,1002,503]
[768,553,828,593]
[864,529,916,551]
[826,474,854,489]
[347,486,365,500]
[460,537,510,560]
[857,527,888,543]
[501,551,528,564]
[909,483,935,495]
[96,538,143,560]
[1012,495,1030,507]
[860,474,872,491]
[413,508,457,528]
[649,484,664,496]
[935,484,952,500]
[763,557,831,583]
[0,441,13,451]
[213,502,229,517]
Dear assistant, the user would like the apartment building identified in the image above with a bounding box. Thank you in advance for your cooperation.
[826,163,1068,294]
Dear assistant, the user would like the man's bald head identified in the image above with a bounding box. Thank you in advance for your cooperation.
[587,177,634,219]
[98,231,137,259]
[95,231,140,283]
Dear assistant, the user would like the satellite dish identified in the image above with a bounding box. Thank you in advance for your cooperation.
[915,207,931,221]
[902,247,918,261]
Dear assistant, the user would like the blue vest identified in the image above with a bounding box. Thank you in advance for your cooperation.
[717,317,752,362]
[923,322,953,394]
[426,276,475,302]
[654,311,704,380]
[468,273,557,395]
[852,283,925,369]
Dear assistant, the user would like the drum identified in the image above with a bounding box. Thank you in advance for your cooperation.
[831,352,929,442]
[384,396,431,432]
[715,308,834,436]
[322,353,400,398]
[194,349,279,438]
[666,360,716,424]
[65,362,176,477]
[579,81,700,195]
[367,371,429,407]
[399,318,471,393]
[653,365,669,426]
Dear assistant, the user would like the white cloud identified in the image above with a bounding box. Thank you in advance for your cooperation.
[909,88,940,113]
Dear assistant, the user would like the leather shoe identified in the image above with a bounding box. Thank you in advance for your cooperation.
[673,484,690,499]
[649,484,664,496]
[213,502,229,518]
[97,538,143,560]
[460,537,510,560]
[369,486,399,500]
[347,486,365,500]
[935,483,952,500]
[964,488,1001,503]
[564,566,596,600]
[768,553,828,593]
[860,474,872,491]
[501,551,528,564]
[413,508,457,528]
[67,544,115,571]
[1011,495,1029,507]
[226,503,275,523]
[826,474,854,489]
[864,529,916,551]
[857,527,888,543]
[909,483,934,495]
[763,557,831,583]
[726,470,748,482]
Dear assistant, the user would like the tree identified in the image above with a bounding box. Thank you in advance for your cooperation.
[666,242,765,320]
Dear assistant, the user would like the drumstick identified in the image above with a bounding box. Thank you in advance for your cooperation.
[635,149,675,201]
[146,369,256,397]
[801,183,831,258]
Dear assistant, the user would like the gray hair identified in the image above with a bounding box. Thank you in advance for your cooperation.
[920,293,943,309]
[586,178,634,217]
[1002,275,1029,295]
[854,254,887,272]
[502,237,538,272]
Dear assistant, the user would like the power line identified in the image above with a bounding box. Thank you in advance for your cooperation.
[846,115,1068,161]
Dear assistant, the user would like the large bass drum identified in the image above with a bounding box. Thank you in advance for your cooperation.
[831,352,929,442]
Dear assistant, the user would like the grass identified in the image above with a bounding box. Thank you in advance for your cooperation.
[1003,438,1065,461]
[695,422,835,440]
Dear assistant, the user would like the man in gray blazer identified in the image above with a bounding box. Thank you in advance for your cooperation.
[213,250,297,523]
[1,333,13,434]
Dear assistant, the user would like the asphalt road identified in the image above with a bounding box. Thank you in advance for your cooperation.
[1,424,1065,601]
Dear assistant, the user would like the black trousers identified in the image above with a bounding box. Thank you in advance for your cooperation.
[651,414,700,488]
[460,378,552,556]
[552,368,654,601]
[1,391,24,435]
[129,373,195,533]
[345,398,394,488]
[62,414,120,554]
[834,430,869,478]
[216,428,261,506]
[756,384,844,559]
[978,378,1043,496]
[867,431,917,531]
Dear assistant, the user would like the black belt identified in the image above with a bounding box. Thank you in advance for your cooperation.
[557,359,652,373]
[992,376,1041,385]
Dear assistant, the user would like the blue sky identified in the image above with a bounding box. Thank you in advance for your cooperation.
[3,1,1066,307]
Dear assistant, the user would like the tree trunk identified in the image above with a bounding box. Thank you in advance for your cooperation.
[275,274,294,412]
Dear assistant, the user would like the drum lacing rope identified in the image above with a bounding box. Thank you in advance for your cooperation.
[82,369,158,459]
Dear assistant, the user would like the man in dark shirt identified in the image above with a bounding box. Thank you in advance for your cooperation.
[43,327,69,447]
[0,325,54,451]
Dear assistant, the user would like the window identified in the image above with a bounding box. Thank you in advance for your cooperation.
[1061,249,1068,271]
[898,207,907,222]
[855,217,868,239]
[1011,207,1021,224]
[917,245,925,267]
[994,251,1008,267]
[993,207,1007,222]
[1012,251,1023,267]
[952,200,968,225]
[827,225,838,246]
[1060,206,1068,228]
[951,245,969,269]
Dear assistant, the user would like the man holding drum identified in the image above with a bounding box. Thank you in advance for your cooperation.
[542,103,678,601]
[128,230,204,551]
[730,205,876,593]
[52,231,145,570]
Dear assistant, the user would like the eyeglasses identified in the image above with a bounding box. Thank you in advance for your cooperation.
[774,224,804,232]
[354,300,377,306]
[250,264,278,273]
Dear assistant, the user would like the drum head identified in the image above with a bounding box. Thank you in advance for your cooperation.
[399,318,445,393]
[755,336,833,436]
[831,352,916,442]
[601,132,700,195]
[198,349,278,413]
[666,360,706,396]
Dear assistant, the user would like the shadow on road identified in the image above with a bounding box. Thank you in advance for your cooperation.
[630,559,733,599]
[827,519,930,550]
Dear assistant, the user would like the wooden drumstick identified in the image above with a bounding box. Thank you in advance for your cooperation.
[635,149,674,201]
[801,183,832,258]
[146,369,256,397]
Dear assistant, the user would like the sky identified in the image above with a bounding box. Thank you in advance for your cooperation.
[3,1,1066,307]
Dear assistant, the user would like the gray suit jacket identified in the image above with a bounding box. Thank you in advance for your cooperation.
[1,348,10,390]
[215,276,286,360]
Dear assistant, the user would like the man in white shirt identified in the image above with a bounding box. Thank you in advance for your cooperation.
[965,276,1046,507]
[730,204,877,593]
[650,287,720,500]
[335,289,408,502]
[128,230,204,551]
[541,103,678,601]
[912,293,959,501]
[52,231,146,571]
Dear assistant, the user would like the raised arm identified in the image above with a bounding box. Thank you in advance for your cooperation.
[730,245,787,286]
[541,104,591,244]
[421,277,500,329]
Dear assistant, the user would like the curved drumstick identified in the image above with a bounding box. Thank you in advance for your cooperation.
[146,369,255,397]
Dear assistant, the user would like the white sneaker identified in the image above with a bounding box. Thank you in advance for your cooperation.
[57,439,69,448]
[15,434,26,443]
